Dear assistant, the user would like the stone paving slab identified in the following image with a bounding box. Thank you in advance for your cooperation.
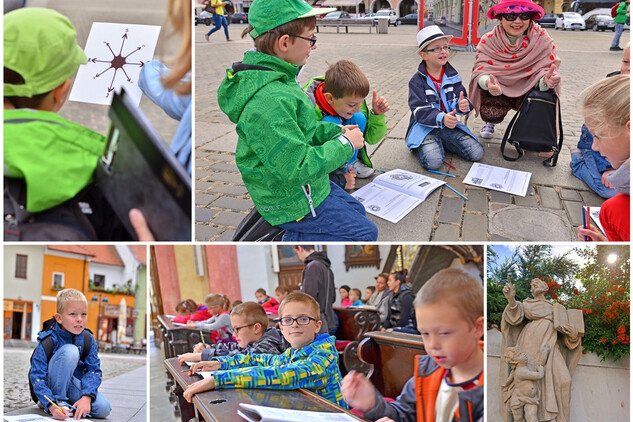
[194,23,628,241]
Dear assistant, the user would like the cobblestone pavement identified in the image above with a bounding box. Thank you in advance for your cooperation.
[194,23,629,241]
[3,347,146,414]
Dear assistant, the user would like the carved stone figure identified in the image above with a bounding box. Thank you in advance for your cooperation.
[500,278,584,422]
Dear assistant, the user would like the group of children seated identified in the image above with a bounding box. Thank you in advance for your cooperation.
[169,268,484,422]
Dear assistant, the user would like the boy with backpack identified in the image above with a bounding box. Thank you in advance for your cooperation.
[217,0,378,241]
[29,289,111,420]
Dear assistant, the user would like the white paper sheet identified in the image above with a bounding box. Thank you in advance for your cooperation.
[463,163,532,196]
[4,415,90,422]
[237,403,358,422]
[69,23,160,106]
[584,206,605,235]
[352,183,422,223]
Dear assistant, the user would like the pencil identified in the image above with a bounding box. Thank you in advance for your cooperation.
[44,395,67,418]
[200,330,206,346]
[427,169,456,178]
[445,183,468,201]
[582,207,588,241]
[443,160,457,170]
[66,403,92,418]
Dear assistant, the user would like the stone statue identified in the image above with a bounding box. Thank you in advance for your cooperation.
[500,278,584,422]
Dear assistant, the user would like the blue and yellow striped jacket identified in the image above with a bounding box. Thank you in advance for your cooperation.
[212,333,348,408]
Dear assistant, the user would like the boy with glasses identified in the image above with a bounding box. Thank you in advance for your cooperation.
[177,301,286,366]
[405,26,483,170]
[182,292,347,408]
[217,0,377,241]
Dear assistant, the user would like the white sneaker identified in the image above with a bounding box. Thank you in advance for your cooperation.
[347,159,374,178]
[480,122,495,139]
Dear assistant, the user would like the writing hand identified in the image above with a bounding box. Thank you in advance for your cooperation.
[443,110,458,129]
[372,90,390,115]
[458,91,470,113]
[487,74,502,96]
[50,406,69,420]
[577,225,606,241]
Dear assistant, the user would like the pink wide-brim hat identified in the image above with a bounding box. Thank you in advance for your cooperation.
[487,0,545,20]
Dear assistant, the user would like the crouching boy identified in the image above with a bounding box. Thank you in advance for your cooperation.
[342,268,484,422]
[29,289,111,420]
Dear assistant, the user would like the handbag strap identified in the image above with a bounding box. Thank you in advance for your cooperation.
[542,95,564,167]
[499,95,528,161]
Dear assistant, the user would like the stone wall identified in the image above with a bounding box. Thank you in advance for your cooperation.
[487,328,630,422]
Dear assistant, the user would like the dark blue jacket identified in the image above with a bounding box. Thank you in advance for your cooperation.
[406,61,477,149]
[29,321,102,410]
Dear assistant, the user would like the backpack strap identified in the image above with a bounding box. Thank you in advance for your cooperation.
[82,331,92,361]
[500,98,527,162]
[542,95,563,168]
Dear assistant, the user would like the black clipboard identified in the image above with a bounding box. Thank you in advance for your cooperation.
[94,88,192,241]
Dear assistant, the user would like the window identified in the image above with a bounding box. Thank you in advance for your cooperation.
[94,274,106,288]
[52,273,64,290]
[15,254,27,278]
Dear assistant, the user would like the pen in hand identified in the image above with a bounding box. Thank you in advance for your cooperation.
[44,395,68,419]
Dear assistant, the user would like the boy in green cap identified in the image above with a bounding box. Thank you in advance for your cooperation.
[217,0,378,241]
[4,8,129,240]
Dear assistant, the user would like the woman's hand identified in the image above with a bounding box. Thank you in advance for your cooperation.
[486,75,502,96]
[544,66,561,90]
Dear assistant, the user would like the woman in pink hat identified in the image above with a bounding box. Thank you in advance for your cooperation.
[468,0,561,141]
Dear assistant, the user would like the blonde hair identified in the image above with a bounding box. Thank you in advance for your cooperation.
[231,301,269,329]
[205,294,231,311]
[161,0,191,95]
[414,268,483,325]
[56,288,87,313]
[323,60,370,99]
[279,292,320,320]
[579,74,630,136]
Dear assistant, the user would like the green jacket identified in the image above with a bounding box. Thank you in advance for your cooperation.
[4,109,106,212]
[303,76,387,169]
[217,52,354,225]
[614,1,629,24]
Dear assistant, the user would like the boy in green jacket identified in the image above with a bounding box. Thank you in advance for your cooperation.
[217,0,378,241]
[304,60,390,190]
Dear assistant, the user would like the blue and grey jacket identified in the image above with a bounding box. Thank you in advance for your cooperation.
[29,322,102,411]
[200,326,287,360]
[406,61,478,149]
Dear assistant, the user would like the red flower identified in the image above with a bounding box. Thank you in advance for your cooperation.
[600,338,607,343]
[612,340,618,345]
[587,309,593,314]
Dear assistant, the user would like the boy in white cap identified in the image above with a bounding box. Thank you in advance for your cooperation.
[4,8,130,240]
[217,0,378,241]
[405,25,483,170]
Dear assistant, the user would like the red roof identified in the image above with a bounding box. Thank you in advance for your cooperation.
[47,245,124,267]
[128,245,147,265]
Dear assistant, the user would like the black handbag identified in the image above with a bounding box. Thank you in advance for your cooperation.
[232,207,285,241]
[500,88,563,167]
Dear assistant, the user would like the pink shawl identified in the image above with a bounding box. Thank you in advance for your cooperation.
[468,22,561,113]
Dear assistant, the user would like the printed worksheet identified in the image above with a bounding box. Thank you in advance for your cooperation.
[463,163,532,196]
[69,23,160,106]
[4,415,90,422]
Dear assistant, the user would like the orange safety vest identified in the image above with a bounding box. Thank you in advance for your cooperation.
[414,341,484,422]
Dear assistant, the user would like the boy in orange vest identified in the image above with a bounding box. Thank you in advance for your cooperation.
[342,268,484,422]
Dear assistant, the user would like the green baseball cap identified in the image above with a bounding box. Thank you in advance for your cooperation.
[4,8,87,97]
[248,0,335,39]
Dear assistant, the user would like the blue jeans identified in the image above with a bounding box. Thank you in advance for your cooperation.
[322,112,367,166]
[280,181,378,241]
[612,23,624,48]
[570,151,618,199]
[207,14,230,39]
[413,127,484,170]
[47,344,111,418]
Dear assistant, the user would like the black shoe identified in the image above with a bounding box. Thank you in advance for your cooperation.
[610,46,624,51]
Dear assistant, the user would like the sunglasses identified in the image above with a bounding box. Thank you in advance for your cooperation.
[423,45,452,54]
[287,33,317,47]
[500,12,534,21]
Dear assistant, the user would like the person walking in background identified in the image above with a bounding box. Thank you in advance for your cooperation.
[204,0,232,42]
[611,0,630,51]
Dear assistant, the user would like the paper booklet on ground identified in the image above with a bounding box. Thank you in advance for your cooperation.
[4,415,90,422]
[463,162,532,196]
[584,206,605,235]
[237,403,358,422]
[351,169,445,223]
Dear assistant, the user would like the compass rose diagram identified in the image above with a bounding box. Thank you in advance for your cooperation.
[88,29,147,98]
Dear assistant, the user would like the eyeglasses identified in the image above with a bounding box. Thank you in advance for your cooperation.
[287,33,317,47]
[233,323,257,334]
[423,45,451,53]
[500,12,534,21]
[275,316,316,326]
